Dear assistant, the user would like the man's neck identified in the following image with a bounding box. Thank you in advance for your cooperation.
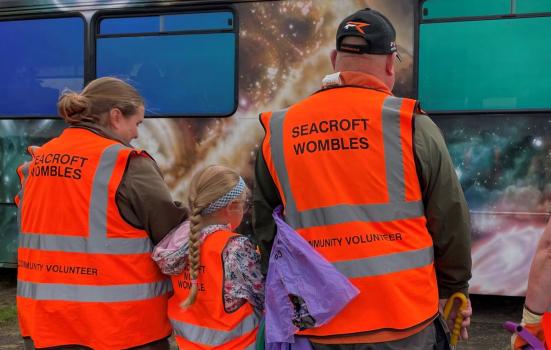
[322,71,392,95]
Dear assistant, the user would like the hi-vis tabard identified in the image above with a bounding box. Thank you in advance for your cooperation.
[168,230,259,350]
[15,128,172,350]
[260,86,439,336]
[544,312,550,348]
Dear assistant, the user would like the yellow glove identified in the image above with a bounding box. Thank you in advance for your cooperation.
[511,306,545,350]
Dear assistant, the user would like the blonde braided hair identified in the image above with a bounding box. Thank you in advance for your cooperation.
[181,165,244,308]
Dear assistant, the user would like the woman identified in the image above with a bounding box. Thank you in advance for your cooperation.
[15,77,187,350]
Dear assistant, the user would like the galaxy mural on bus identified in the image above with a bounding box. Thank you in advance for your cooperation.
[0,0,548,295]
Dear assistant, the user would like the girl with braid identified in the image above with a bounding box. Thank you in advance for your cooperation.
[153,165,264,350]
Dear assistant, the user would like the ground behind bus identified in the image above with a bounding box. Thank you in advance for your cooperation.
[0,268,523,350]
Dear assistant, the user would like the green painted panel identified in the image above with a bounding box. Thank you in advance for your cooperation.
[516,0,551,13]
[419,16,551,111]
[422,0,511,19]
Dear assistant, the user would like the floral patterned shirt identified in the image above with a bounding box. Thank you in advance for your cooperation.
[222,235,265,312]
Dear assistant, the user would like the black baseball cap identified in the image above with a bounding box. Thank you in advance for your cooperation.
[336,8,399,57]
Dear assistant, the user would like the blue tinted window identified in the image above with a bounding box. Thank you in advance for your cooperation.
[100,12,233,34]
[0,17,84,117]
[96,12,236,117]
[100,16,160,34]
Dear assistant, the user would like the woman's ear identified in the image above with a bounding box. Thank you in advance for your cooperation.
[108,108,123,130]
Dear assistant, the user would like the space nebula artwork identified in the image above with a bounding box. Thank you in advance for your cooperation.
[0,0,548,295]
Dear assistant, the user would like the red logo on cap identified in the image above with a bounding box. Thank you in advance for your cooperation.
[344,21,370,34]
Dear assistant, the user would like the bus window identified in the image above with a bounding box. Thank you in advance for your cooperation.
[419,16,551,112]
[100,12,233,34]
[96,11,237,117]
[421,0,510,20]
[0,17,84,117]
[517,0,551,14]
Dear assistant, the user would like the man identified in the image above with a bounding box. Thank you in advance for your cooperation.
[254,8,472,349]
[511,219,551,349]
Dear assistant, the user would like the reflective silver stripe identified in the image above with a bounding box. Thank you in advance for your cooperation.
[19,233,152,254]
[268,97,424,230]
[333,246,434,278]
[382,96,405,202]
[171,313,259,346]
[269,109,297,215]
[16,162,31,231]
[89,144,124,241]
[17,279,172,302]
[19,144,152,254]
[286,201,424,228]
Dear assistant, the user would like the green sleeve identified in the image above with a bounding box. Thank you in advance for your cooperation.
[413,114,472,298]
[116,154,188,244]
[252,148,282,274]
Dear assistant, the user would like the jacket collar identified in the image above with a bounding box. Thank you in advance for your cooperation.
[320,71,392,95]
[68,122,133,148]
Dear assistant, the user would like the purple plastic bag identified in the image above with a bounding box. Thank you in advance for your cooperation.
[265,206,359,348]
[266,336,313,350]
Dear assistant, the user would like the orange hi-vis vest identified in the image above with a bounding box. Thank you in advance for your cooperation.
[15,127,172,350]
[544,311,550,348]
[260,86,439,336]
[168,230,259,350]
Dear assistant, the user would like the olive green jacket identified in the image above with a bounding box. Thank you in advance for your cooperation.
[75,123,188,244]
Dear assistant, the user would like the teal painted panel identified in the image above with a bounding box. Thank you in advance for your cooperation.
[422,0,511,19]
[419,17,551,111]
[516,0,551,13]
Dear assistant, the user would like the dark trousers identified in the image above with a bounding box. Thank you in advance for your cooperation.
[23,337,171,350]
[310,316,451,350]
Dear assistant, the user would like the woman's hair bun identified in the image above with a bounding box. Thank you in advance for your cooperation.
[57,91,92,124]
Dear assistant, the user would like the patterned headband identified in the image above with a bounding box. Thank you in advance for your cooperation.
[201,177,246,215]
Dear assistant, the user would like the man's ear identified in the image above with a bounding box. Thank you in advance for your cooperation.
[109,108,123,129]
[385,53,396,76]
[330,49,338,70]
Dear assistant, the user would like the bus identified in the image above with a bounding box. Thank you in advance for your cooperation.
[0,0,548,297]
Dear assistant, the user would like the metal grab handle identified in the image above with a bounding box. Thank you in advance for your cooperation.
[443,292,468,346]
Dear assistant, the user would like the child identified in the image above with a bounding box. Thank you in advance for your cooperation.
[153,165,264,350]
